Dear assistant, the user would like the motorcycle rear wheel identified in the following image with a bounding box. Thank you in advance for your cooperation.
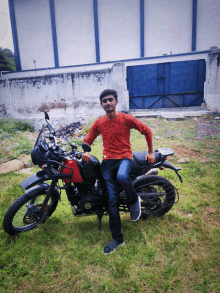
[3,191,58,236]
[134,175,176,219]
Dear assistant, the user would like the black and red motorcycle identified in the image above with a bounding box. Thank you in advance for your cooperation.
[3,111,182,236]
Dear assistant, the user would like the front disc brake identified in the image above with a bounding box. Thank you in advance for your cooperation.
[23,204,48,224]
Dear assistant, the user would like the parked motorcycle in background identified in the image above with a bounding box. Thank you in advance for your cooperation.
[3,111,182,236]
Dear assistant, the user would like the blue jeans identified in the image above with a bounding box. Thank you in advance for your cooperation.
[101,158,138,243]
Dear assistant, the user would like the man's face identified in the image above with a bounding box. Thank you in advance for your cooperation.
[101,95,118,114]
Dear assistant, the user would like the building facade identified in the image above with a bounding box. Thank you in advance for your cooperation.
[0,0,219,127]
[8,0,220,71]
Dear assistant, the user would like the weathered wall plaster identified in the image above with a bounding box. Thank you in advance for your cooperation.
[204,50,220,112]
[1,51,220,131]
[0,63,128,129]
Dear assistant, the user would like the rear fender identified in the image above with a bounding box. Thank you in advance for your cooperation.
[162,161,183,183]
[21,170,52,190]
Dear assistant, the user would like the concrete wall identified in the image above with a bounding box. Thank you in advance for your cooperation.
[0,63,128,129]
[204,50,220,112]
[1,50,220,130]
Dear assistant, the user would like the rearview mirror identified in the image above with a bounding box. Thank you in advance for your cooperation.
[82,143,91,152]
[44,110,49,120]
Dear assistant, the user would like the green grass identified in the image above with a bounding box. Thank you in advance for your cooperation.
[0,115,220,292]
[0,119,35,164]
[0,118,34,134]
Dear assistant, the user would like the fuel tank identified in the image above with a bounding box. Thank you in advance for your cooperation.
[61,158,83,183]
[78,155,102,180]
[61,155,101,183]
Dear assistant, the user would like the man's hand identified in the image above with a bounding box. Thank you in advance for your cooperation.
[82,152,91,162]
[145,152,155,164]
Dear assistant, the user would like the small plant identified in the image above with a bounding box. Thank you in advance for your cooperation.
[0,118,34,134]
[79,118,97,136]
[11,137,33,158]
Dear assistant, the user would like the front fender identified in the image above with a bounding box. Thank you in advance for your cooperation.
[24,183,60,200]
[24,183,50,197]
[21,170,52,190]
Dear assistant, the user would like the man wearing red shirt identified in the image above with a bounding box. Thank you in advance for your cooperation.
[82,89,155,254]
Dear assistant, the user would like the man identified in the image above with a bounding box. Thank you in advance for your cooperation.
[82,89,155,254]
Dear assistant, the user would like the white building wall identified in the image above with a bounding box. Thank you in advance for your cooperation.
[197,0,220,51]
[54,0,96,66]
[14,0,55,70]
[11,0,220,70]
[98,0,140,62]
[145,0,192,57]
[204,51,220,111]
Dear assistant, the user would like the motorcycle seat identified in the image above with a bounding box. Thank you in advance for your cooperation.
[133,151,160,166]
[130,151,160,175]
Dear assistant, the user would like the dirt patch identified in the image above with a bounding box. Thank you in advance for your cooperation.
[196,118,220,140]
[201,207,220,228]
[170,143,212,162]
[149,115,220,162]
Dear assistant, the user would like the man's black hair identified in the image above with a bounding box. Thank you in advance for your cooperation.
[99,89,118,102]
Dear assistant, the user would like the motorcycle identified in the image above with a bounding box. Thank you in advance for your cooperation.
[3,111,182,236]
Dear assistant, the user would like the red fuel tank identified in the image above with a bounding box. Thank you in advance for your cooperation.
[61,158,83,183]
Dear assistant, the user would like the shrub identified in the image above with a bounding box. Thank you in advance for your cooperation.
[0,118,34,134]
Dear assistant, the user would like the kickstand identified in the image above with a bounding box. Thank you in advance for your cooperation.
[97,213,103,231]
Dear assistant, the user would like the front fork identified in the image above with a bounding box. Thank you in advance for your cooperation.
[33,179,58,219]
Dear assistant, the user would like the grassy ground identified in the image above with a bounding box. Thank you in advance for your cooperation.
[0,115,220,292]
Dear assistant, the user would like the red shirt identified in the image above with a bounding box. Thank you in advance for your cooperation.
[83,112,152,160]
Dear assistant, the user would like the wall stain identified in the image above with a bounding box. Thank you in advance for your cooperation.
[38,101,67,112]
[0,104,6,115]
[8,74,68,87]
[17,108,32,114]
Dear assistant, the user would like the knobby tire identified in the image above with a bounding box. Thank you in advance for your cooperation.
[134,175,176,219]
[3,191,58,236]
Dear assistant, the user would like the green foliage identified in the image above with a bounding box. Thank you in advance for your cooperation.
[0,47,16,71]
[80,117,97,136]
[0,118,34,134]
[0,118,34,163]
[11,137,33,158]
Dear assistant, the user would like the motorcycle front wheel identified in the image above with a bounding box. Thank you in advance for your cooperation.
[3,191,58,236]
[134,175,176,219]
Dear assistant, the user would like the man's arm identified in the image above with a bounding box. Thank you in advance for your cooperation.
[82,120,100,162]
[126,114,155,164]
[145,139,155,164]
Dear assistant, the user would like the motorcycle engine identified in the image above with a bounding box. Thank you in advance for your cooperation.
[73,187,103,216]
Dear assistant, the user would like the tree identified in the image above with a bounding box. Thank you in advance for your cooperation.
[0,47,16,71]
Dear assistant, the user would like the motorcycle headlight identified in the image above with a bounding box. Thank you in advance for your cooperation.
[31,148,38,165]
[31,141,49,166]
